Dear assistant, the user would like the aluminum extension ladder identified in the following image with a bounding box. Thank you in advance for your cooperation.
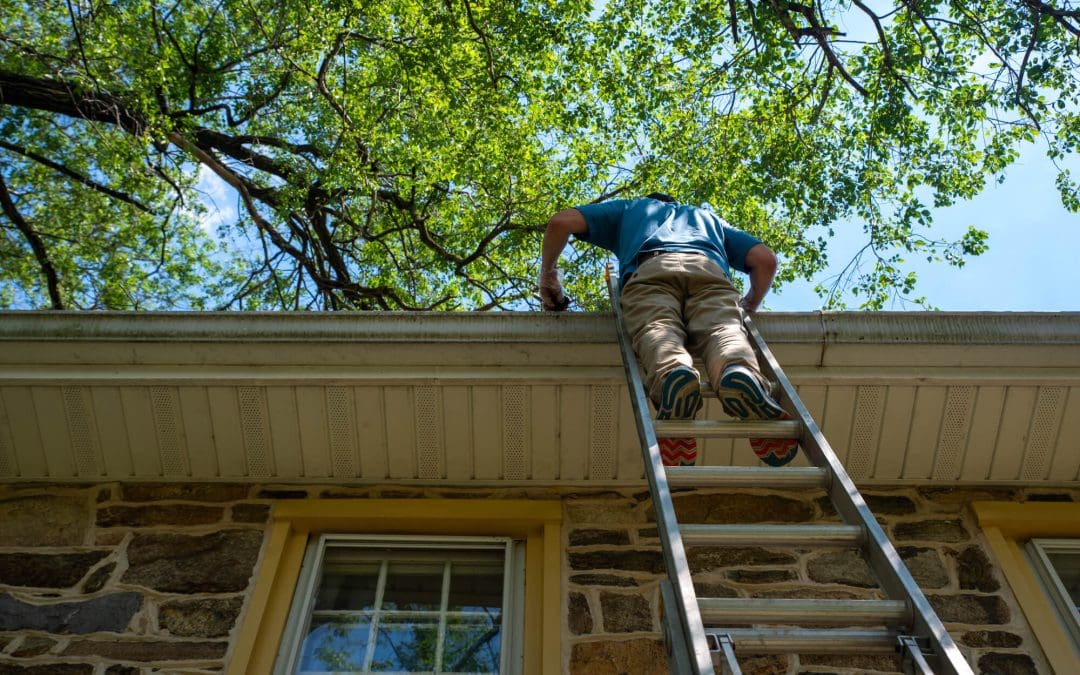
[606,263,974,675]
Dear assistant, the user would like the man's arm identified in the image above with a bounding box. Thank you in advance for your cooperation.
[739,243,778,312]
[539,208,588,311]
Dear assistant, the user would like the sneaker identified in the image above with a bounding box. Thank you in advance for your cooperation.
[717,364,785,420]
[655,367,702,467]
[718,364,799,467]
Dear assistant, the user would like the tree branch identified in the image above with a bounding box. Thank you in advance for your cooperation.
[0,173,64,308]
[0,70,147,134]
[0,140,153,213]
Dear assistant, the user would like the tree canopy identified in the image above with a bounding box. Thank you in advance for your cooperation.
[1,0,1077,310]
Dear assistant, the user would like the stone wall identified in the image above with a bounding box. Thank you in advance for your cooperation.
[0,482,1072,674]
[0,483,268,674]
[563,485,1078,675]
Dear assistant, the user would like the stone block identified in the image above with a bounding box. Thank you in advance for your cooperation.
[693,582,739,598]
[63,639,227,661]
[0,592,141,633]
[568,550,663,574]
[568,592,592,635]
[119,484,249,502]
[319,489,375,498]
[565,502,640,525]
[231,503,270,523]
[0,551,108,588]
[670,493,813,524]
[806,550,876,587]
[569,574,638,587]
[637,527,658,540]
[122,529,263,593]
[254,488,309,499]
[0,496,88,547]
[977,652,1038,675]
[81,563,115,594]
[726,569,797,584]
[569,529,631,547]
[962,630,1023,648]
[918,486,1018,506]
[893,519,970,543]
[1025,493,1073,502]
[687,547,796,574]
[898,547,950,589]
[801,652,903,671]
[9,636,56,657]
[96,504,223,528]
[599,592,653,633]
[928,594,1010,624]
[0,665,93,674]
[159,597,243,638]
[730,655,788,674]
[954,545,1000,592]
[569,638,666,674]
[758,587,873,600]
[863,493,918,515]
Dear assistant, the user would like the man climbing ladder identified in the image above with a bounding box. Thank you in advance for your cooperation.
[539,192,798,466]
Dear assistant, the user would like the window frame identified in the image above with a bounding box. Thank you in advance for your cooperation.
[1026,538,1080,650]
[228,499,562,675]
[276,534,522,674]
[974,501,1080,671]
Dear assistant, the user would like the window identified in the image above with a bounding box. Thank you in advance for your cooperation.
[277,536,524,674]
[974,501,1080,671]
[229,499,561,675]
[1027,539,1080,648]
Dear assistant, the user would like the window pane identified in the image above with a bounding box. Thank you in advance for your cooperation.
[382,562,445,612]
[448,561,504,613]
[442,616,501,673]
[314,560,380,611]
[371,616,438,671]
[1047,550,1080,609]
[298,615,371,673]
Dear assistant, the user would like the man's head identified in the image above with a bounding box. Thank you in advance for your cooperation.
[644,192,677,204]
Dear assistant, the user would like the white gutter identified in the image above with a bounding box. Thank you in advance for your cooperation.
[0,311,1078,344]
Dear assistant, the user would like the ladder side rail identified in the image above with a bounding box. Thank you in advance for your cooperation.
[741,314,974,675]
[607,264,715,674]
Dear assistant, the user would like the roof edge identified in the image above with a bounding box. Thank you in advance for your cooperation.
[0,310,1078,344]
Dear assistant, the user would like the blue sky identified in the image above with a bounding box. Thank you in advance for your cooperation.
[767,143,1079,312]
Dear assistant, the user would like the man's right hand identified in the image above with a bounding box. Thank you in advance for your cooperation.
[539,268,570,311]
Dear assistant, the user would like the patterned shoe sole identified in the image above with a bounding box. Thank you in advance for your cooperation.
[659,437,698,467]
[750,435,799,467]
[719,366,798,467]
[718,366,785,420]
[656,368,702,421]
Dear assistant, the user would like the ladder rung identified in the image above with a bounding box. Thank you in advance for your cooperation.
[699,598,909,626]
[666,466,828,489]
[706,627,900,654]
[681,523,864,547]
[654,419,800,439]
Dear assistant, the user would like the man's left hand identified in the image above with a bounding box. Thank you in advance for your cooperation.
[739,295,760,312]
[539,269,571,311]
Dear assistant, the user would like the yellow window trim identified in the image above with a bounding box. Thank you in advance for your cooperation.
[973,501,1080,673]
[228,499,562,675]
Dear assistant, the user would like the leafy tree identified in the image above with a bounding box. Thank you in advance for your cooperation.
[1,0,1076,310]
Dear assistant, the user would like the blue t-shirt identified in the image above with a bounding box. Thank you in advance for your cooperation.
[575,198,762,285]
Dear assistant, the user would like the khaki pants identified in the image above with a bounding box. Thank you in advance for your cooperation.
[620,252,763,403]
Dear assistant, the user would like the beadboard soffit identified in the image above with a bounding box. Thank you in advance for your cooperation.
[0,311,1078,486]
